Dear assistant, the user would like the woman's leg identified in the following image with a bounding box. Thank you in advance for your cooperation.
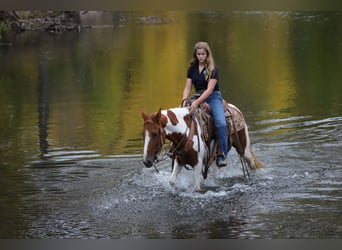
[206,91,228,158]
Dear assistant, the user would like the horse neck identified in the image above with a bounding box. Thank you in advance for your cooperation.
[161,107,190,138]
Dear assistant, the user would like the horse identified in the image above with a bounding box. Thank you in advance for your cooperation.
[141,100,265,191]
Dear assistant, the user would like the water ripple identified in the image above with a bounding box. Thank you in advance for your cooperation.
[254,116,342,145]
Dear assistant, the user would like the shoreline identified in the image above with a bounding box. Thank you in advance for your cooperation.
[0,11,87,34]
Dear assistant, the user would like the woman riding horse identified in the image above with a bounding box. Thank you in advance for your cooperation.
[182,41,228,167]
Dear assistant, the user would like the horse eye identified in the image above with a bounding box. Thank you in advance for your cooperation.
[151,132,158,139]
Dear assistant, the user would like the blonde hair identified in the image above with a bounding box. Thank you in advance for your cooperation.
[190,41,215,81]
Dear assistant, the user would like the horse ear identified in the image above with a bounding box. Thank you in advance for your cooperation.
[152,108,162,122]
[155,108,162,120]
[141,109,149,121]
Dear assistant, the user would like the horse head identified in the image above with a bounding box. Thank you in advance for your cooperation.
[141,108,166,168]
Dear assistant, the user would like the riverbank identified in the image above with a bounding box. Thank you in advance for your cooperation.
[0,11,85,34]
[0,11,174,40]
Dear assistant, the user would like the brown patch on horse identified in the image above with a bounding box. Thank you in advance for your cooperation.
[166,130,199,167]
[167,132,185,149]
[167,110,179,126]
[183,114,192,128]
[159,113,167,128]
[176,137,199,167]
[231,128,247,156]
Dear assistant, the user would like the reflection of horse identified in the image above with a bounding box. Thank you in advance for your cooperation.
[141,100,265,191]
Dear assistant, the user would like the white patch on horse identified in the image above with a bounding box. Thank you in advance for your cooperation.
[143,130,150,161]
[161,108,189,136]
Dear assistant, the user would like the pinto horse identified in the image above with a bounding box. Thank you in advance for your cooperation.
[141,101,264,191]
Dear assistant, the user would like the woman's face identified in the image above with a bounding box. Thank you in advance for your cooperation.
[196,48,207,63]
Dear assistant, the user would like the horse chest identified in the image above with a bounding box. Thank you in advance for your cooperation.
[173,137,199,167]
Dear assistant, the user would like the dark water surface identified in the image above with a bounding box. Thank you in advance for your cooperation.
[0,11,341,238]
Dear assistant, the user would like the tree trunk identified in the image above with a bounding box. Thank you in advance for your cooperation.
[0,11,19,21]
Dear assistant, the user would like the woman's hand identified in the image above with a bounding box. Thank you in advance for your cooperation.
[189,79,216,113]
[190,99,199,113]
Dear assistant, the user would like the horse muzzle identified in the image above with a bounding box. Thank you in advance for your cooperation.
[142,160,153,168]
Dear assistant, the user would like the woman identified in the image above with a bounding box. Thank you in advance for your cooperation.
[182,41,228,167]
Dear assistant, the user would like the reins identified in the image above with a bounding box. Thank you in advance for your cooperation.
[152,107,201,173]
[150,123,169,172]
[190,112,201,152]
[151,119,190,172]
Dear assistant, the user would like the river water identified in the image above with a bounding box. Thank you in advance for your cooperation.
[0,11,341,238]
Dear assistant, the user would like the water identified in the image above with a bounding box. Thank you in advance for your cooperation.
[0,11,341,238]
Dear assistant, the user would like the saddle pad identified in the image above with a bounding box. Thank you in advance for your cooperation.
[225,106,245,134]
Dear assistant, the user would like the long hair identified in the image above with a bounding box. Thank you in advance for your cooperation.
[190,41,215,81]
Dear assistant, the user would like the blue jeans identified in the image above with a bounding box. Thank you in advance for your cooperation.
[205,91,228,157]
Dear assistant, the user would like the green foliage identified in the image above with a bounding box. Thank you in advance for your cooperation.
[0,22,9,39]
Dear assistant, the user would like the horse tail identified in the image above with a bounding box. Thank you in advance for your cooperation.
[243,123,266,169]
[249,147,266,169]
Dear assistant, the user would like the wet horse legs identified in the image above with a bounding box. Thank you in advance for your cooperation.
[169,161,203,191]
[169,161,182,187]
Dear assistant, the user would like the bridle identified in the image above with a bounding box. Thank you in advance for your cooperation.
[147,111,200,172]
[150,122,189,172]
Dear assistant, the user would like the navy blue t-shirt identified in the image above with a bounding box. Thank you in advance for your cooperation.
[186,63,220,92]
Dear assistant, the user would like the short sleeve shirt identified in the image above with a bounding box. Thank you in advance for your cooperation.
[186,62,220,92]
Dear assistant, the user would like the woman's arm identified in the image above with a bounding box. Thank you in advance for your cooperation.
[189,78,217,112]
[182,78,192,100]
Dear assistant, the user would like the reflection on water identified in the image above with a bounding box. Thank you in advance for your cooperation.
[38,52,49,158]
[0,11,341,238]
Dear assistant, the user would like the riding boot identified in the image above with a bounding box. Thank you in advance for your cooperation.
[216,146,227,167]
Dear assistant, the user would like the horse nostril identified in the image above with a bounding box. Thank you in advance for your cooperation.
[143,160,152,168]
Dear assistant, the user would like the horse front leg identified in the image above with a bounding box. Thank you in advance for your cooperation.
[169,160,183,187]
[193,163,203,192]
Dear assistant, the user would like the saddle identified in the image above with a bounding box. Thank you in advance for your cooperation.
[180,97,246,177]
[181,97,245,142]
[223,100,246,135]
[181,98,215,148]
